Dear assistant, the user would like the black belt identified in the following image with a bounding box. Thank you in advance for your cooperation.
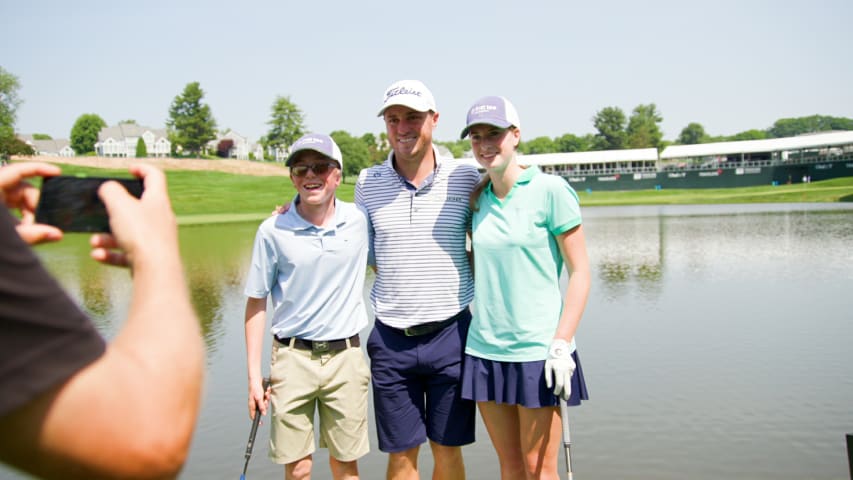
[388,309,469,337]
[275,334,360,353]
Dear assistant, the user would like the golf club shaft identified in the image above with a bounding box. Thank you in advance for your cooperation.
[560,399,573,480]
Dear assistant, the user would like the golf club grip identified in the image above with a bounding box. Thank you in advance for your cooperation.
[245,378,270,457]
[560,400,571,444]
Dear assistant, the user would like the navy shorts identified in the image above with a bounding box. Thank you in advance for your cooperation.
[461,350,589,408]
[366,309,476,453]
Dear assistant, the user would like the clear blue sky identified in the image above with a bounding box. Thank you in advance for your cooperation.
[2,0,851,145]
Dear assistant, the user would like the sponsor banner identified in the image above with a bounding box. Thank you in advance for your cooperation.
[633,173,657,180]
[815,164,833,170]
[699,170,722,177]
[598,175,620,182]
[736,167,762,175]
[568,177,587,183]
[667,172,686,178]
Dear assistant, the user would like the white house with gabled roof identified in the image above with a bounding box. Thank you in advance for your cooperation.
[95,123,171,158]
[208,129,264,160]
[17,135,76,157]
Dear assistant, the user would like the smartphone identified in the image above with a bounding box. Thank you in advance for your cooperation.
[35,175,145,233]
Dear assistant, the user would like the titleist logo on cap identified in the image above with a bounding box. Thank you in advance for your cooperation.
[385,86,423,100]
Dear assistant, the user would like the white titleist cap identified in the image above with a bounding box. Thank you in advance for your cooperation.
[377,79,437,116]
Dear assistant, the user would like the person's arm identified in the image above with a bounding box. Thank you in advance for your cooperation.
[553,224,591,341]
[245,296,270,418]
[544,224,591,400]
[0,164,204,479]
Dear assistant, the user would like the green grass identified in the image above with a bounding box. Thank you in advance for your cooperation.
[43,163,853,225]
[577,177,853,206]
[46,163,355,225]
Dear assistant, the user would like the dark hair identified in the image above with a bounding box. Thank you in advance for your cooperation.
[469,176,490,212]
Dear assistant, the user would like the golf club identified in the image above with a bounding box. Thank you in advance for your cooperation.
[560,399,574,480]
[240,377,269,480]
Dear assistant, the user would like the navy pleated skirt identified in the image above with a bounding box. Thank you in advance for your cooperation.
[461,350,589,408]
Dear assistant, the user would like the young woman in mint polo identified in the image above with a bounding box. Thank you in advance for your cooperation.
[459,96,592,480]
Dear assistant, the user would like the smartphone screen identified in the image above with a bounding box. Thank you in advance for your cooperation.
[35,175,145,233]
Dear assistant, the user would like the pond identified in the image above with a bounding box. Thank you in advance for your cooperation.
[4,203,852,480]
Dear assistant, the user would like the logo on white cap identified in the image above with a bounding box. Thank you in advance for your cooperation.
[378,80,436,116]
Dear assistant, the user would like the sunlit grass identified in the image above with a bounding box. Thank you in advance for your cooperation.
[46,163,853,223]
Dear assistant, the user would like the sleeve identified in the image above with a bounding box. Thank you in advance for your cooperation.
[546,175,583,236]
[243,221,278,299]
[0,209,106,417]
[355,170,376,267]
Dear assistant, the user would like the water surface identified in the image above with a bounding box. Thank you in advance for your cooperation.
[3,203,852,480]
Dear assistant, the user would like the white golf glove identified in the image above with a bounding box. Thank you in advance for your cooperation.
[544,338,576,401]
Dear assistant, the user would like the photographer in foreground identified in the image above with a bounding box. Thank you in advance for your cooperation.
[0,162,204,479]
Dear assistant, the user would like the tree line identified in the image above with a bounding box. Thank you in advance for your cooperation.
[2,67,851,171]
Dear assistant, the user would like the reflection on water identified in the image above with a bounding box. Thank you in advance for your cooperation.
[7,204,853,480]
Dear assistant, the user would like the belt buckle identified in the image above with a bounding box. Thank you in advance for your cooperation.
[403,326,420,337]
[312,341,330,353]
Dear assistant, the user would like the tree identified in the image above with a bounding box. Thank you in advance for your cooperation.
[265,95,305,160]
[677,122,708,144]
[727,129,767,141]
[0,66,22,145]
[32,133,52,140]
[362,132,390,164]
[555,133,590,153]
[626,103,663,149]
[330,130,370,181]
[135,137,148,157]
[167,82,217,156]
[0,136,34,156]
[767,115,853,138]
[519,136,557,154]
[434,139,468,158]
[70,113,107,154]
[592,106,627,150]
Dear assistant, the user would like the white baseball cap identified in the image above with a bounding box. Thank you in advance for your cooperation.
[285,133,343,168]
[377,79,437,116]
[460,96,521,139]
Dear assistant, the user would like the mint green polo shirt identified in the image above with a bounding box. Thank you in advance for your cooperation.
[466,166,582,362]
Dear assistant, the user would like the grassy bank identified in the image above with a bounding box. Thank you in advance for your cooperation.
[577,176,853,206]
[42,163,853,225]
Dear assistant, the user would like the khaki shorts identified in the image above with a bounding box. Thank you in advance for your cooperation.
[268,339,370,464]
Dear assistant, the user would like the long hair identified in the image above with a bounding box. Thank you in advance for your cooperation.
[469,175,491,212]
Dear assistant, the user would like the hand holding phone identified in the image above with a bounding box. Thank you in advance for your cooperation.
[35,176,145,233]
[0,162,64,245]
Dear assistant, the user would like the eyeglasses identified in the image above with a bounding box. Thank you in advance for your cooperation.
[290,162,339,177]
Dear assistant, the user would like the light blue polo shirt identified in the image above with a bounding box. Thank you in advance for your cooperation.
[466,166,582,362]
[244,198,369,341]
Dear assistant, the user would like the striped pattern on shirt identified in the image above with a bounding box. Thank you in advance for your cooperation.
[355,149,481,328]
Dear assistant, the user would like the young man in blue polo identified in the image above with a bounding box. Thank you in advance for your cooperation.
[244,133,370,480]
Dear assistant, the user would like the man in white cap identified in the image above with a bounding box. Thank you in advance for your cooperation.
[356,80,481,479]
[244,133,371,479]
